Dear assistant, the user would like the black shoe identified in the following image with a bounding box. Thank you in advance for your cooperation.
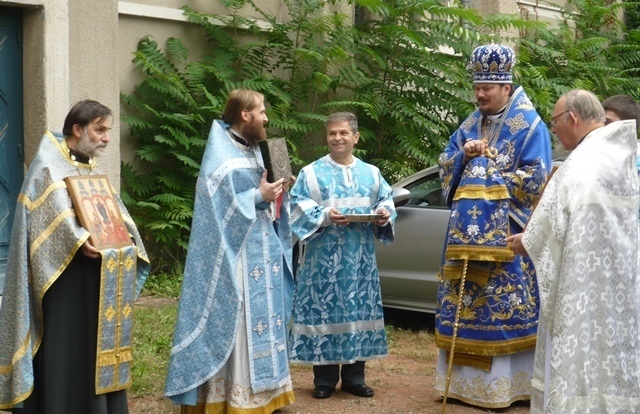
[312,386,335,399]
[341,383,374,398]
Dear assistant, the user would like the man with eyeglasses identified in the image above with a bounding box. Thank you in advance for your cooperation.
[435,43,552,409]
[508,89,640,413]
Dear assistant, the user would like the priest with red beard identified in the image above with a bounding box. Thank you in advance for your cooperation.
[165,89,296,413]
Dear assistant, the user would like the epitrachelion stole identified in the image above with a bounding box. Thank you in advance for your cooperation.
[259,138,292,182]
[64,175,138,394]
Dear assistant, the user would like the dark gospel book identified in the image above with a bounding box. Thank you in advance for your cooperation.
[259,137,292,183]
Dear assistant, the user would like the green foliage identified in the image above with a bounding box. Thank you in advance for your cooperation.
[131,303,178,397]
[121,35,220,271]
[119,0,564,265]
[334,0,542,181]
[625,0,640,29]
[141,271,183,299]
[517,0,640,120]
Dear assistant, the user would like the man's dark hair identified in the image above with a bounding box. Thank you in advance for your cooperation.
[62,100,112,136]
[602,94,640,132]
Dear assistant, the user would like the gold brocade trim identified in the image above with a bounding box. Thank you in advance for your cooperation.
[46,130,68,162]
[49,130,98,171]
[440,263,491,285]
[17,181,67,211]
[435,330,536,356]
[97,348,133,366]
[10,332,31,367]
[181,390,295,414]
[453,185,510,201]
[445,352,493,371]
[445,245,514,263]
[29,209,77,259]
[96,249,126,394]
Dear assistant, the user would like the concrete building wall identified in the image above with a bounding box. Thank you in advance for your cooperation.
[69,0,120,188]
[118,0,286,97]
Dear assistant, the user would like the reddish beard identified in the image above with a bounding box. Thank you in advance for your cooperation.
[242,115,267,146]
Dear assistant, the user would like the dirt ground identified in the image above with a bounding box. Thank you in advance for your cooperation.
[129,305,530,414]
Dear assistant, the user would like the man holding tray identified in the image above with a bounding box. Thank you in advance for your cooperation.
[0,100,150,413]
[288,112,396,399]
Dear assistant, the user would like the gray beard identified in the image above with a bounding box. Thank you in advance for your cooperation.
[76,129,105,157]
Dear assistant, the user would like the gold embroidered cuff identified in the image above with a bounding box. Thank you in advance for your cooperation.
[453,185,510,200]
[445,245,514,263]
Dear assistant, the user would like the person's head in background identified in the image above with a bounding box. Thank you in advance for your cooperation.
[551,89,605,151]
[602,94,640,134]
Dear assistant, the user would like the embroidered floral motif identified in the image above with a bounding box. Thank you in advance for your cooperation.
[439,262,538,326]
[494,140,516,169]
[201,377,293,409]
[435,369,531,408]
[470,165,486,177]
[122,303,132,318]
[105,306,116,322]
[124,255,134,271]
[466,224,480,237]
[448,201,509,245]
[253,320,268,336]
[271,263,281,276]
[515,95,535,110]
[250,265,264,282]
[106,257,117,273]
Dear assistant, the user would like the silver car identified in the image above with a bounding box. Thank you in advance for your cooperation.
[376,166,448,314]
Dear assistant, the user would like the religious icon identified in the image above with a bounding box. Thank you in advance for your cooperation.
[64,174,133,250]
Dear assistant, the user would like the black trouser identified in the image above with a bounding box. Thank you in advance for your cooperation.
[313,361,366,388]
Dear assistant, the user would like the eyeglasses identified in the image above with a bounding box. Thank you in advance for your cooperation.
[549,110,571,128]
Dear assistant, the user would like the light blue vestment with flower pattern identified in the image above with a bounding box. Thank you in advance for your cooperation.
[288,156,396,365]
[436,86,552,357]
[164,120,294,404]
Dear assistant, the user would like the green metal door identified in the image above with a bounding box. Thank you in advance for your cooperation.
[0,7,24,294]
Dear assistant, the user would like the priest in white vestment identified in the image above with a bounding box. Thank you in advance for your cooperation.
[508,89,640,413]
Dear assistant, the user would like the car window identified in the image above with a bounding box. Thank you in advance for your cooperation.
[403,173,447,208]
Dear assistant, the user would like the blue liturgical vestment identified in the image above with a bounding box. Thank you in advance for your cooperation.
[436,86,552,358]
[0,132,150,409]
[164,120,294,405]
[289,155,396,365]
